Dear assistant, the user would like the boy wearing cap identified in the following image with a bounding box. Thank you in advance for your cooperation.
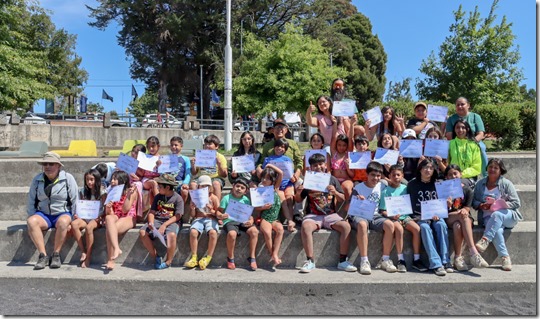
[406,102,442,140]
[217,178,259,271]
[139,174,184,269]
[184,175,221,270]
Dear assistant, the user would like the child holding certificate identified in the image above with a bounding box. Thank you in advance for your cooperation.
[406,159,451,276]
[104,170,138,270]
[71,169,107,268]
[229,131,262,187]
[378,165,424,273]
[443,165,488,271]
[377,132,400,184]
[258,138,299,233]
[350,134,372,185]
[128,144,146,221]
[348,161,385,275]
[217,178,259,271]
[419,127,447,180]
[141,136,162,211]
[190,135,228,200]
[294,153,357,273]
[184,175,221,270]
[256,164,284,266]
[330,114,355,202]
[169,136,191,203]
[139,174,184,269]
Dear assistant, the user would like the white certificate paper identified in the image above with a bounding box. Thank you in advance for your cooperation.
[427,105,448,123]
[385,195,413,217]
[195,150,217,168]
[158,154,179,174]
[423,139,449,159]
[347,196,378,220]
[152,228,167,246]
[116,153,139,175]
[421,199,448,220]
[250,186,275,207]
[435,178,464,200]
[104,184,125,204]
[348,151,372,169]
[373,148,400,165]
[225,200,254,223]
[302,171,331,192]
[399,139,423,158]
[232,154,255,173]
[189,188,209,209]
[75,200,101,219]
[332,100,357,117]
[137,152,159,171]
[362,106,383,128]
[304,149,327,168]
[269,160,294,180]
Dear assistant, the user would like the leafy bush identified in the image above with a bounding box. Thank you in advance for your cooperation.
[518,102,536,150]
[474,103,522,150]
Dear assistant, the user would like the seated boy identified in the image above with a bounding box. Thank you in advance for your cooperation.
[294,153,357,273]
[216,178,259,271]
[190,135,228,200]
[139,174,184,269]
[349,161,386,275]
[184,175,220,270]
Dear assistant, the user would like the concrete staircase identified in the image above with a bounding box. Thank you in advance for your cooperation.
[0,153,536,315]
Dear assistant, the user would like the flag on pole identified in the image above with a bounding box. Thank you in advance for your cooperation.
[131,84,138,101]
[211,89,220,104]
[102,89,114,102]
[80,95,88,113]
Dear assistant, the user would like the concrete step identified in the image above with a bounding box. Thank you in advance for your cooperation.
[7,185,535,222]
[1,153,535,187]
[0,220,535,269]
[0,262,535,315]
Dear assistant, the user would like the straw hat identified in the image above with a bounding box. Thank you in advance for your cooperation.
[37,152,63,167]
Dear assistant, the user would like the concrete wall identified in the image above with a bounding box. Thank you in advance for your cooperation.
[0,124,264,149]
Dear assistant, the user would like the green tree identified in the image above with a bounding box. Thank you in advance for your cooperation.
[416,0,523,104]
[385,78,413,102]
[332,13,387,110]
[128,90,159,118]
[86,102,104,114]
[234,24,344,117]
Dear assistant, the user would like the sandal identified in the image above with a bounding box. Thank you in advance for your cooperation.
[247,257,257,271]
[227,257,236,270]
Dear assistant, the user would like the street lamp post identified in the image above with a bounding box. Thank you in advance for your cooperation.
[200,64,203,122]
[224,0,233,151]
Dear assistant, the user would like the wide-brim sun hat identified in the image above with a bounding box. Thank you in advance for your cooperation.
[154,173,179,187]
[37,151,64,167]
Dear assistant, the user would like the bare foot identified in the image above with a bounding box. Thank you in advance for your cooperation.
[111,248,123,260]
[271,255,282,267]
[82,257,91,268]
[79,253,87,263]
[287,221,296,232]
[106,260,115,270]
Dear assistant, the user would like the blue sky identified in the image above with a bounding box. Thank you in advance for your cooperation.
[36,0,536,114]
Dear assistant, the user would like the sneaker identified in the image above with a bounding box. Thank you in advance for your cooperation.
[397,260,407,273]
[198,255,212,270]
[184,254,198,268]
[502,256,512,271]
[359,260,371,275]
[475,237,490,253]
[412,259,428,272]
[444,262,454,273]
[337,260,357,272]
[434,266,447,276]
[49,252,62,269]
[34,253,48,270]
[227,258,236,270]
[471,253,489,268]
[247,257,257,271]
[299,260,315,273]
[454,256,468,271]
[155,262,169,270]
[154,256,163,268]
[380,259,398,273]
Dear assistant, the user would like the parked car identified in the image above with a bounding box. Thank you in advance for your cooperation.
[22,113,47,124]
[141,113,183,128]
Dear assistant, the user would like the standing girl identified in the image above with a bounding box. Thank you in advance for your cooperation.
[104,170,138,270]
[443,165,488,271]
[71,169,107,268]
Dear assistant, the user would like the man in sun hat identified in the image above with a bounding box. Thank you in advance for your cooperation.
[406,101,442,140]
[139,173,184,269]
[27,152,79,270]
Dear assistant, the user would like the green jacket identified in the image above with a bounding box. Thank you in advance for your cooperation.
[448,138,481,179]
[261,138,303,171]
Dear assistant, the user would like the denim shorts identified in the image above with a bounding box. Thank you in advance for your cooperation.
[190,217,219,235]
[34,211,72,229]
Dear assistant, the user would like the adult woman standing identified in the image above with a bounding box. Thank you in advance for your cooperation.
[473,158,523,271]
[445,97,487,176]
[27,152,79,270]
[305,96,351,153]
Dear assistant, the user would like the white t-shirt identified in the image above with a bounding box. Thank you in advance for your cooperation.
[352,182,386,217]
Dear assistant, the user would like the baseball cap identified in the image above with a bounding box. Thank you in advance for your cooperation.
[414,102,427,110]
[197,175,212,187]
[402,129,417,139]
